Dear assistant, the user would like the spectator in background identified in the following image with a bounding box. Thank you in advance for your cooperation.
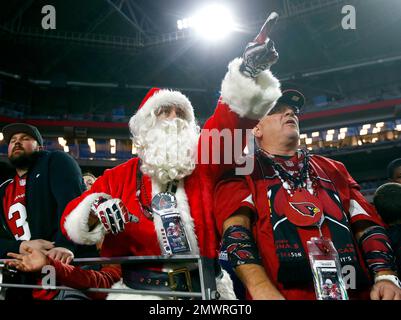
[0,123,96,300]
[374,182,401,274]
[387,158,401,184]
[83,172,97,191]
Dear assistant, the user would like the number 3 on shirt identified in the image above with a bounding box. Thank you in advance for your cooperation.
[8,203,31,241]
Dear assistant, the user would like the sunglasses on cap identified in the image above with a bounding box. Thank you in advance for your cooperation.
[268,103,300,116]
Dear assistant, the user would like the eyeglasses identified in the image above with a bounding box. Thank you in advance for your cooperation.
[155,105,186,120]
[268,104,300,116]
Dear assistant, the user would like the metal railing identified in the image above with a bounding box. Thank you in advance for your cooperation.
[0,254,219,300]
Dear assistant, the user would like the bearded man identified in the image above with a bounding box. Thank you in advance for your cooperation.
[0,123,96,300]
[20,14,282,300]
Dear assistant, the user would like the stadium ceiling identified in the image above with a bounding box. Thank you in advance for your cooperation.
[1,0,401,119]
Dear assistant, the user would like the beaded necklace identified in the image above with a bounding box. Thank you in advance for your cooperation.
[257,147,324,227]
[256,148,319,196]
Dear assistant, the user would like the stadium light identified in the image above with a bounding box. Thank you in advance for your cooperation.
[300,134,308,139]
[338,133,346,140]
[57,137,69,153]
[0,133,3,141]
[327,129,335,135]
[372,128,380,134]
[312,132,319,137]
[376,122,384,128]
[110,139,116,155]
[360,129,368,135]
[177,4,236,40]
[305,138,313,145]
[58,137,66,146]
[362,124,371,130]
[326,134,333,142]
[340,127,348,133]
[396,124,401,131]
[88,138,96,154]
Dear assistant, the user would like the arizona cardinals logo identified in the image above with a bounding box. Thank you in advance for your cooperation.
[226,243,240,254]
[228,231,250,241]
[234,250,255,261]
[226,244,255,260]
[289,202,321,217]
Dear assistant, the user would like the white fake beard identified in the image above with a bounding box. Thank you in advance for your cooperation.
[135,118,199,184]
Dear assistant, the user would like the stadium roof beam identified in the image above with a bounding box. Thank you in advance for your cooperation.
[1,24,192,50]
[2,54,400,92]
[41,5,119,76]
[4,26,142,50]
[284,0,347,17]
[6,0,35,32]
[280,54,401,81]
[285,81,342,97]
[105,0,145,37]
[126,0,160,35]
[105,0,162,41]
[0,69,207,93]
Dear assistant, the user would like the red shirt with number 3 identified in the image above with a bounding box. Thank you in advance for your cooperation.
[3,174,31,241]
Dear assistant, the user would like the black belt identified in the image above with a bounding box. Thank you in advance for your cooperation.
[122,267,200,293]
[122,261,222,293]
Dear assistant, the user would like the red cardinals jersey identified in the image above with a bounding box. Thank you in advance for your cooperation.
[3,175,59,300]
[2,174,31,241]
[215,154,381,300]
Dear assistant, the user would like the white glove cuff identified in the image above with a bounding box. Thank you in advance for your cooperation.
[375,275,401,289]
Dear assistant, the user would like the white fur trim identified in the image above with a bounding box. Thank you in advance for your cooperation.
[107,280,165,300]
[129,89,195,136]
[151,179,199,255]
[217,269,237,300]
[63,193,110,245]
[221,57,282,120]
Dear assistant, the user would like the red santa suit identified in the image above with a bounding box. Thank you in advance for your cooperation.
[60,58,282,299]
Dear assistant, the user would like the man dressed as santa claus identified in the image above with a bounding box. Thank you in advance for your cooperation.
[6,13,283,300]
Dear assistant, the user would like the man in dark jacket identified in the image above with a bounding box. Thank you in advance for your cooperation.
[0,123,94,299]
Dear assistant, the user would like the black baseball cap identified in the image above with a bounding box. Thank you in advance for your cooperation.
[2,123,44,146]
[269,89,305,115]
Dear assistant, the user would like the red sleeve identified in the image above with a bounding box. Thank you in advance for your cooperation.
[199,99,258,182]
[51,258,121,300]
[333,161,384,226]
[214,174,256,235]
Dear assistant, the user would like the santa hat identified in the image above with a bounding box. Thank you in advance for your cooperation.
[129,88,195,136]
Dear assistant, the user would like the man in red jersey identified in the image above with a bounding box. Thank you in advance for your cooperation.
[215,90,401,300]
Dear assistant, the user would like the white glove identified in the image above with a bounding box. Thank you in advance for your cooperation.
[91,198,135,234]
[240,12,279,78]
